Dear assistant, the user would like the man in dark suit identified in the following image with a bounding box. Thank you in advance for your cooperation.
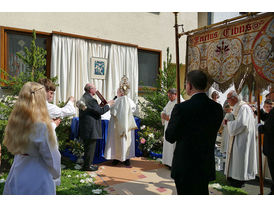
[165,70,223,195]
[79,83,114,171]
[259,89,274,195]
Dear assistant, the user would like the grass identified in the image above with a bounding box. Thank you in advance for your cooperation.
[0,159,247,195]
[56,169,107,195]
[0,157,108,195]
[209,171,247,195]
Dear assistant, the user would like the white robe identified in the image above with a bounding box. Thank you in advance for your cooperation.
[46,100,75,186]
[104,96,137,162]
[3,123,61,195]
[220,112,234,154]
[226,101,257,181]
[162,97,184,167]
[47,100,76,119]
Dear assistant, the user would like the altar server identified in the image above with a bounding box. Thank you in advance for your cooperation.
[161,88,184,167]
[38,78,76,125]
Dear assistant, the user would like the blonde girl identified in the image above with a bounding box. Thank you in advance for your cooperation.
[3,82,61,195]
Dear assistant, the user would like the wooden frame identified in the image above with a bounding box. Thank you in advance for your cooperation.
[0,26,52,82]
[90,57,108,80]
[1,26,163,93]
[137,47,162,94]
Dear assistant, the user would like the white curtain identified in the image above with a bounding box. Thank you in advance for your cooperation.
[50,35,138,114]
[106,44,138,103]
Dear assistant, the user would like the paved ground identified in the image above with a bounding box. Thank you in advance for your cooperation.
[89,157,226,195]
[241,177,271,195]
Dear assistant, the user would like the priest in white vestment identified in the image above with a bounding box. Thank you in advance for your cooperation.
[225,91,257,187]
[161,88,184,167]
[104,76,138,166]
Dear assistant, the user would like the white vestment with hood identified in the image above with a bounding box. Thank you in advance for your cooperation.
[225,101,257,180]
[104,96,137,161]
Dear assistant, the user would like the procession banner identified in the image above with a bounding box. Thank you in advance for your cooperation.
[186,13,274,92]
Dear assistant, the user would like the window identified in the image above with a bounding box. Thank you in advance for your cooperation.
[1,28,52,81]
[138,48,161,88]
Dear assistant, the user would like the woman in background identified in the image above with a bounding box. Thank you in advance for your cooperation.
[2,82,61,195]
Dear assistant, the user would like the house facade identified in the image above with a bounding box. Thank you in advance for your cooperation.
[0,12,210,110]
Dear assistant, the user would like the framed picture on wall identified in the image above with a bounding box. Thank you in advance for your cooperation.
[91,57,108,79]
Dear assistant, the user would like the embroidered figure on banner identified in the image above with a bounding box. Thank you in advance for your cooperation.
[91,57,108,80]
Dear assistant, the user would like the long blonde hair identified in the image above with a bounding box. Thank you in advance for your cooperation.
[3,82,56,154]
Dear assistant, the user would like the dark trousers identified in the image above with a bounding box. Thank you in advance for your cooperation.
[267,156,274,193]
[83,139,97,168]
[174,176,209,195]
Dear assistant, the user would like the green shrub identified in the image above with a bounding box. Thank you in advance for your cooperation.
[138,47,184,153]
[138,125,163,154]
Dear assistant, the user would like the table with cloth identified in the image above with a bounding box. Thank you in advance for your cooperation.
[65,116,141,164]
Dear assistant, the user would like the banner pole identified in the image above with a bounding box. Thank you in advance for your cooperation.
[257,88,264,195]
[174,12,181,104]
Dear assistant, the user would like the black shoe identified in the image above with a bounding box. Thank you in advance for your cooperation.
[228,178,245,188]
[112,159,120,166]
[124,159,131,166]
[82,165,98,171]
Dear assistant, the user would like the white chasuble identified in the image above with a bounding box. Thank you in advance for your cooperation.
[104,96,137,161]
[162,97,184,167]
[225,101,257,180]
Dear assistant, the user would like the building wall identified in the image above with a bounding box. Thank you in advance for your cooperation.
[198,12,208,28]
[0,12,198,66]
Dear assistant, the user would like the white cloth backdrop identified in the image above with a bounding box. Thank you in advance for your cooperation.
[50,35,138,115]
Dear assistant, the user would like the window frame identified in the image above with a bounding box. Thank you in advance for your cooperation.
[0,26,52,82]
[137,46,162,93]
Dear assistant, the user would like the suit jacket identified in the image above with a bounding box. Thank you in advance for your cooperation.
[254,109,269,122]
[79,92,110,140]
[262,108,274,158]
[165,93,223,181]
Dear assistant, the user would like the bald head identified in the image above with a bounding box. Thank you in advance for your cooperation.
[84,83,96,96]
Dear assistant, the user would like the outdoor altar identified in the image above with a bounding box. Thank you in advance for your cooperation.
[63,116,142,164]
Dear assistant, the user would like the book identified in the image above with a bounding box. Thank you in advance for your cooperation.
[95,90,107,106]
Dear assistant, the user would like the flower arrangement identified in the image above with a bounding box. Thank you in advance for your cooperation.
[138,125,163,156]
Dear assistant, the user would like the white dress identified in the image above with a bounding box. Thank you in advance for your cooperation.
[47,101,76,119]
[162,97,184,167]
[104,96,137,162]
[226,102,257,181]
[3,123,61,195]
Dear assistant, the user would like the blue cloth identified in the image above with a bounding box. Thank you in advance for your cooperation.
[70,117,79,140]
[134,117,142,157]
[67,116,141,164]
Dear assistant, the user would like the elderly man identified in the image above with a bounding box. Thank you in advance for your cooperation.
[225,90,257,187]
[161,88,184,168]
[79,83,114,171]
